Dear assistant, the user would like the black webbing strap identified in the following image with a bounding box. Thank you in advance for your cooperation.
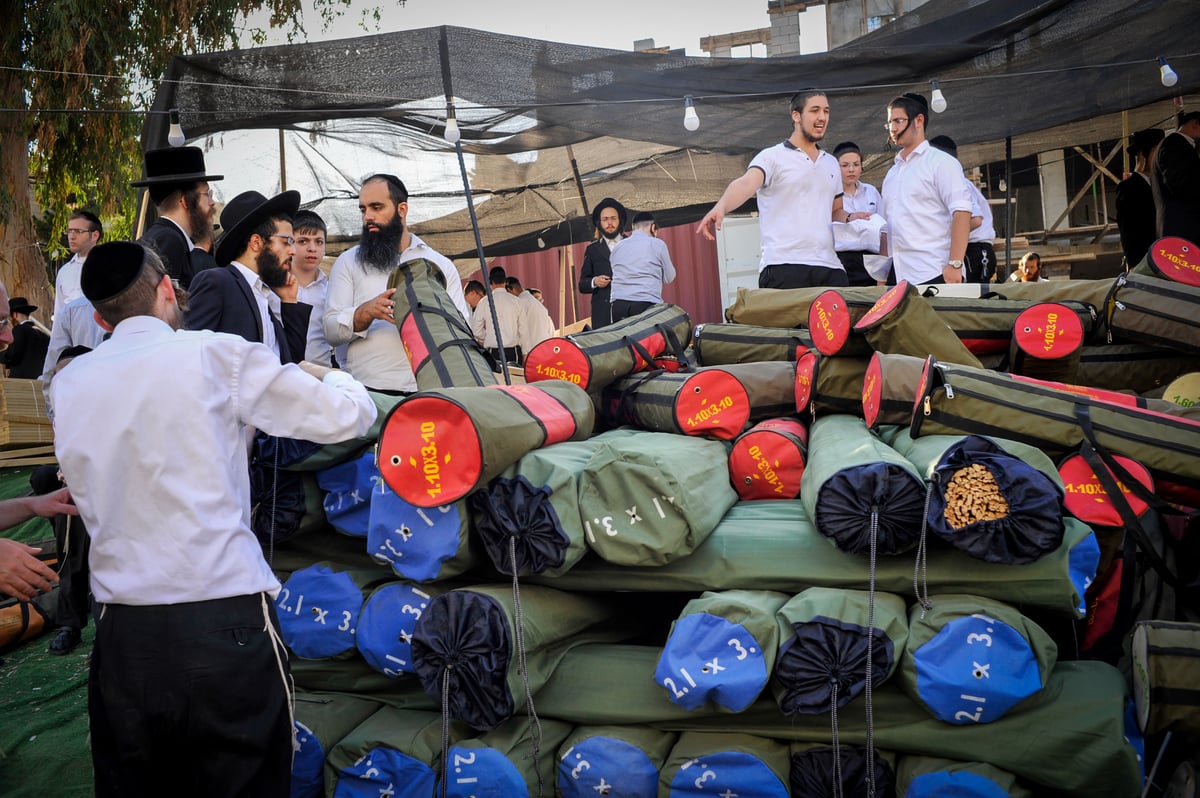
[655,322,694,372]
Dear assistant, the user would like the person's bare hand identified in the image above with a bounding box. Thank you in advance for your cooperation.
[696,207,724,241]
[298,361,334,381]
[594,275,611,288]
[353,288,397,331]
[273,272,300,303]
[0,539,58,601]
[29,487,77,519]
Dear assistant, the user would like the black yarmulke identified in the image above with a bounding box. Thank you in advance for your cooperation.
[81,241,149,303]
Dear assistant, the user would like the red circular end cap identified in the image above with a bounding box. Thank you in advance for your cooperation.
[751,416,809,447]
[1013,303,1084,360]
[854,280,909,331]
[808,290,852,355]
[728,428,805,500]
[654,357,686,373]
[795,351,817,412]
[523,338,590,389]
[1059,452,1153,527]
[863,352,884,427]
[1149,237,1200,287]
[675,370,751,440]
[378,396,483,508]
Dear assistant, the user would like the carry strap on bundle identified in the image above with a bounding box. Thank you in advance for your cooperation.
[853,282,983,369]
[692,322,813,366]
[1106,269,1200,354]
[0,590,55,654]
[524,303,691,392]
[1076,343,1196,393]
[389,258,497,389]
[1129,236,1200,286]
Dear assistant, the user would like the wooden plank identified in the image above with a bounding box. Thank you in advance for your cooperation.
[0,444,55,459]
[0,455,59,468]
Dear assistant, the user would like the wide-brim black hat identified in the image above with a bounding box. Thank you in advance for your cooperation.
[1129,128,1165,157]
[213,190,301,266]
[591,197,627,229]
[131,146,224,187]
[7,297,37,315]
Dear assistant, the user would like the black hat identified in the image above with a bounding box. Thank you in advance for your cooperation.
[7,297,37,315]
[131,146,223,188]
[1129,128,1166,157]
[81,241,155,303]
[591,197,627,229]
[213,190,301,266]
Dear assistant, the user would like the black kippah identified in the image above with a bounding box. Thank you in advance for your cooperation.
[81,241,149,303]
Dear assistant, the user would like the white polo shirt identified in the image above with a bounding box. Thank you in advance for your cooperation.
[749,142,842,271]
[881,140,974,283]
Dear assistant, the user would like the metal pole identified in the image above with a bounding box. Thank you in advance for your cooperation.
[279,129,288,192]
[1004,135,1013,279]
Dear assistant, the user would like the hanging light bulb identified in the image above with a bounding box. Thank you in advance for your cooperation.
[930,81,947,114]
[537,236,546,249]
[998,178,1007,192]
[683,96,700,131]
[444,97,461,145]
[1159,56,1179,88]
[167,108,186,147]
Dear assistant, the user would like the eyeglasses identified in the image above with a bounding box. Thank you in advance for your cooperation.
[885,118,909,129]
[195,191,216,201]
[267,234,295,246]
[66,228,95,236]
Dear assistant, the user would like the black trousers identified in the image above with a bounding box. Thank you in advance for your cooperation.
[488,345,523,365]
[610,299,656,323]
[90,593,293,798]
[835,251,877,286]
[759,264,849,289]
[52,514,90,629]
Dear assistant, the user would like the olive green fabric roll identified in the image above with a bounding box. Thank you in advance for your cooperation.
[1076,343,1196,393]
[441,717,574,798]
[895,756,1033,798]
[862,352,926,428]
[796,350,870,420]
[725,285,884,328]
[289,655,438,708]
[852,282,984,369]
[692,322,813,366]
[326,707,470,792]
[291,692,382,798]
[659,731,791,798]
[558,726,678,798]
[283,390,405,471]
[1106,270,1200,354]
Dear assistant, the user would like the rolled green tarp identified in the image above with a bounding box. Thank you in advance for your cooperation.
[1075,343,1197,394]
[289,655,437,709]
[274,562,394,660]
[790,743,895,798]
[367,484,475,583]
[577,431,736,566]
[327,707,470,797]
[439,717,574,798]
[800,414,926,555]
[659,731,791,798]
[532,501,1098,618]
[984,276,1116,309]
[1008,302,1085,384]
[378,380,595,507]
[656,590,790,713]
[283,391,405,472]
[1129,235,1200,285]
[291,692,381,798]
[898,595,1057,726]
[535,645,1140,797]
[890,431,1066,565]
[852,282,983,369]
[772,588,908,715]
[524,303,691,392]
[862,352,926,429]
[357,581,446,678]
[794,350,870,419]
[725,285,884,328]
[692,322,813,366]
[895,755,1032,798]
[806,288,878,357]
[389,257,497,390]
[557,725,677,798]
[728,418,808,501]
[411,584,624,731]
[1107,269,1200,354]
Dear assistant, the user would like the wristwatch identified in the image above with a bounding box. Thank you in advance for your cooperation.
[946,259,964,269]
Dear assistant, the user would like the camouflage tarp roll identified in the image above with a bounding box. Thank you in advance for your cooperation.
[890,432,1066,564]
[800,415,926,555]
[327,707,470,796]
[659,732,791,798]
[557,726,677,798]
[281,391,405,472]
[534,501,1098,618]
[577,432,736,566]
[794,350,870,419]
[357,581,446,678]
[852,282,983,369]
[1129,235,1200,285]
[1076,343,1197,393]
[895,756,1032,798]
[1106,269,1200,354]
[728,418,808,500]
[439,717,574,798]
[274,562,393,660]
[862,352,926,428]
[524,304,691,392]
[773,588,908,715]
[692,322,813,366]
[291,693,381,798]
[790,744,896,798]
[898,595,1057,725]
[411,584,623,731]
[367,484,475,582]
[378,380,595,507]
[656,590,791,713]
[1008,302,1085,383]
[388,257,497,390]
[726,285,884,328]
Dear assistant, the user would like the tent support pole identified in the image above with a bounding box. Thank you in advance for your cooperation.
[279,129,287,191]
[1004,135,1012,280]
[565,144,587,321]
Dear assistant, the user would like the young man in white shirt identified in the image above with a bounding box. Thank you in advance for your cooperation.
[54,210,102,322]
[291,210,344,367]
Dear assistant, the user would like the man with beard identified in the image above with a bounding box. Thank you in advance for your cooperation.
[186,190,311,364]
[697,89,846,289]
[578,198,625,327]
[133,146,222,290]
[880,93,972,285]
[324,174,470,393]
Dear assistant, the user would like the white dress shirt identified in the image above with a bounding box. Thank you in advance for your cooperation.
[324,233,468,392]
[231,260,281,357]
[297,269,344,366]
[54,255,85,321]
[51,316,377,605]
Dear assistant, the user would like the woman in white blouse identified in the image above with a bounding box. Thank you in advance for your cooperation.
[833,141,884,286]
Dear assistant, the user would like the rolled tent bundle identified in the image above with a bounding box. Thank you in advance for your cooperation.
[925,295,1098,357]
[557,725,677,798]
[1106,269,1200,354]
[890,431,1066,564]
[655,590,790,713]
[367,484,475,582]
[773,588,908,715]
[411,584,622,731]
[851,282,984,368]
[898,595,1057,725]
[377,380,595,507]
[577,432,737,566]
[291,693,382,798]
[692,322,813,366]
[988,276,1116,309]
[728,418,808,500]
[438,717,574,798]
[725,285,884,328]
[895,756,1032,798]
[275,562,393,660]
[356,581,446,678]
[317,451,381,537]
[790,743,895,798]
[524,303,691,392]
[1008,302,1085,383]
[807,288,878,357]
[289,655,439,705]
[388,257,497,390]
[1131,619,1200,736]
[279,391,405,472]
[862,352,926,428]
[800,415,926,555]
[1128,235,1200,285]
[327,707,469,797]
[1076,343,1198,393]
[794,349,870,419]
[659,732,791,798]
[600,368,751,440]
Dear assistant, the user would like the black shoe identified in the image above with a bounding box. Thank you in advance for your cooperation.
[47,626,81,656]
